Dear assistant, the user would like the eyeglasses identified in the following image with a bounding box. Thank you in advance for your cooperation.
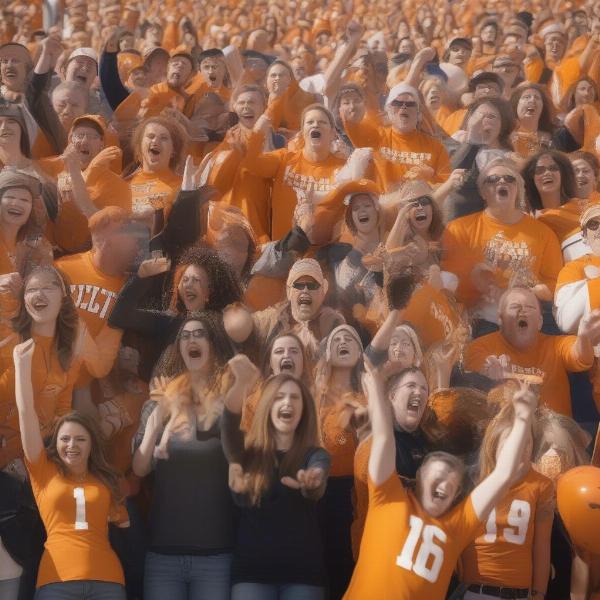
[534,164,560,175]
[390,100,417,109]
[484,174,517,185]
[181,328,208,340]
[585,219,600,231]
[292,281,321,291]
[411,195,433,207]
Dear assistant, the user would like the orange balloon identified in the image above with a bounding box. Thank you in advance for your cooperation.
[557,466,600,555]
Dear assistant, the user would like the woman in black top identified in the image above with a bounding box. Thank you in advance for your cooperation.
[109,246,242,380]
[222,358,330,600]
[132,312,235,600]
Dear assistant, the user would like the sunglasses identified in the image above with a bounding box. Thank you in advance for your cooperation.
[181,328,208,340]
[390,100,417,108]
[484,174,516,185]
[585,219,600,231]
[534,164,560,175]
[292,281,321,291]
[411,195,433,207]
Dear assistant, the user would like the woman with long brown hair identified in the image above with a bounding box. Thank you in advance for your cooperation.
[222,364,330,600]
[459,401,554,600]
[13,331,128,599]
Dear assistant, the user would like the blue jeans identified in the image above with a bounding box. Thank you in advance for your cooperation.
[34,580,126,599]
[231,583,325,600]
[144,551,231,600]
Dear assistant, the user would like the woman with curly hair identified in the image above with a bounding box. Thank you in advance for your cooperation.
[127,116,186,234]
[222,362,330,600]
[109,246,242,381]
[13,341,129,599]
[132,313,235,600]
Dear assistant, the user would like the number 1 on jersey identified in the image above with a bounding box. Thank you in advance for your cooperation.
[396,515,446,583]
[73,487,89,530]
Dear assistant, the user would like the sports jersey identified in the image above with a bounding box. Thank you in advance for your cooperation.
[465,331,591,415]
[26,450,126,588]
[344,473,481,600]
[460,468,554,588]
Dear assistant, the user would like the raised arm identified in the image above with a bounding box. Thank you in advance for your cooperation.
[402,47,437,89]
[364,364,395,485]
[470,382,536,520]
[241,116,285,179]
[132,394,166,477]
[13,339,44,464]
[571,309,600,366]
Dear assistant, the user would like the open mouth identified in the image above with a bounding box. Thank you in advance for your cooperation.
[75,74,87,83]
[148,147,161,157]
[6,207,24,217]
[278,406,294,421]
[188,348,202,359]
[4,68,17,78]
[32,299,49,310]
[432,489,447,500]
[358,214,370,223]
[577,177,589,186]
[280,358,294,371]
[310,130,321,139]
[338,346,350,356]
[497,185,509,197]
[517,318,528,329]
[407,395,421,413]
[298,296,312,306]
[541,175,554,185]
[209,74,217,83]
[65,450,80,458]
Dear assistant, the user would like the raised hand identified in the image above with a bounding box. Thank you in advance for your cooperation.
[13,338,35,370]
[227,354,260,389]
[88,147,122,172]
[229,463,251,494]
[253,114,272,136]
[137,256,171,278]
[511,379,538,421]
[293,188,315,237]
[577,309,600,345]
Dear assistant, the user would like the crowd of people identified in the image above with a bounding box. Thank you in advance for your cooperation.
[2,0,600,598]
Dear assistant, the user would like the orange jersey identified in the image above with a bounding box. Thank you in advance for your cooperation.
[442,211,563,308]
[537,199,591,244]
[441,108,467,136]
[460,469,554,588]
[319,392,366,477]
[26,451,126,588]
[344,473,481,600]
[344,120,450,190]
[465,331,591,415]
[129,168,181,217]
[243,131,346,240]
[56,251,126,338]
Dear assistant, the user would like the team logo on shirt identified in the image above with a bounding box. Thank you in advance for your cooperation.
[430,302,454,338]
[379,148,432,165]
[70,284,118,319]
[283,166,337,193]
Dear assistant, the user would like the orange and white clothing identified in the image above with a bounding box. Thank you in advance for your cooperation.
[555,254,600,334]
[441,211,563,322]
[26,451,127,588]
[465,331,591,415]
[344,119,450,190]
[460,468,554,588]
[537,196,600,262]
[129,168,181,218]
[344,473,481,600]
[243,131,347,240]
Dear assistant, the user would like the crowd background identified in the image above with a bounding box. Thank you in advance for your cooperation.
[1,0,600,599]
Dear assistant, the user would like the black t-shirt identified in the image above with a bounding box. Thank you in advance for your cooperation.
[232,447,331,586]
[139,403,235,555]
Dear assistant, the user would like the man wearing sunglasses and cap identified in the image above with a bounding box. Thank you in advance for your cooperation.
[224,257,344,361]
[342,81,450,192]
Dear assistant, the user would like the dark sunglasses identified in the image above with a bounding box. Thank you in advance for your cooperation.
[391,100,417,108]
[484,174,517,185]
[534,164,560,175]
[411,195,433,207]
[292,281,321,291]
[585,219,600,231]
[181,328,208,340]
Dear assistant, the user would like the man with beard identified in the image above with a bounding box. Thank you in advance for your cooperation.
[224,257,344,361]
[466,285,600,416]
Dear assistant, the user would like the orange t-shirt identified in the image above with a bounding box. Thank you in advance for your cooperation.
[243,131,346,240]
[26,451,126,588]
[537,198,592,244]
[129,168,181,217]
[465,331,591,415]
[401,283,461,350]
[442,211,563,308]
[344,473,481,600]
[345,121,450,190]
[441,108,467,136]
[460,468,554,588]
[56,251,126,338]
[319,392,366,477]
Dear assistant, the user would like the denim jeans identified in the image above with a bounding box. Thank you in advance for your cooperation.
[144,551,231,600]
[231,583,325,600]
[34,580,126,599]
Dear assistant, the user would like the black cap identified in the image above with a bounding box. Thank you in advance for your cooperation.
[469,71,504,92]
